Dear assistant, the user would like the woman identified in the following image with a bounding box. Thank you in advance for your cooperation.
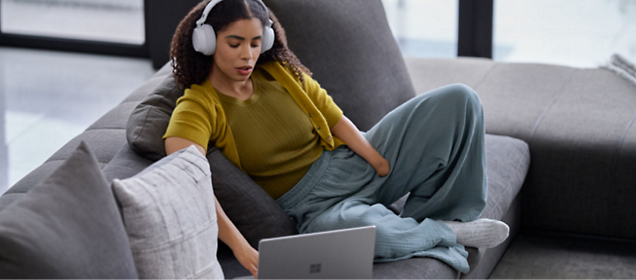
[165,0,509,277]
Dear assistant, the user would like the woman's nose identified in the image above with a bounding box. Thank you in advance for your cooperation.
[240,45,253,60]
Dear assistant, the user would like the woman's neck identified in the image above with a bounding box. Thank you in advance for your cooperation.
[208,66,254,101]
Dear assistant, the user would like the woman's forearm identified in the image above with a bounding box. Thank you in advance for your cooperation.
[215,196,250,250]
[165,137,251,250]
[331,115,390,176]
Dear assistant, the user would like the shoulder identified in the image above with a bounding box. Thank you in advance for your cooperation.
[181,82,219,107]
[174,82,221,119]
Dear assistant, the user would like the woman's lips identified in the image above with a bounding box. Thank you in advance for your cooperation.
[236,66,252,75]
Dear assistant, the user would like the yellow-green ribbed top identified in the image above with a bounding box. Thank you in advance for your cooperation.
[216,68,323,199]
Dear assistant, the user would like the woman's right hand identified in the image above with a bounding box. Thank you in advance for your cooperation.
[233,243,259,278]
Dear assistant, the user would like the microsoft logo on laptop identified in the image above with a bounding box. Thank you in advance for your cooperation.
[310,263,322,274]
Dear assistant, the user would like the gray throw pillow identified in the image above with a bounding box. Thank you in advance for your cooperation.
[264,0,416,131]
[126,72,183,162]
[0,142,138,279]
[112,145,224,279]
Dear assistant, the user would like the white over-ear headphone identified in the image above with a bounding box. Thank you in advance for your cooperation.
[192,0,275,56]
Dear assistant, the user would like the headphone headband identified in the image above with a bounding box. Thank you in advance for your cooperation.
[192,0,275,56]
[197,0,271,27]
[196,0,222,27]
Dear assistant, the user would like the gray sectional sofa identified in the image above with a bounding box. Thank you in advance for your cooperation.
[1,0,634,278]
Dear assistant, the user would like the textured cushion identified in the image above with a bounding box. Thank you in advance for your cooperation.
[480,135,529,221]
[264,0,416,131]
[0,142,138,278]
[112,146,224,279]
[126,71,183,161]
[103,143,155,183]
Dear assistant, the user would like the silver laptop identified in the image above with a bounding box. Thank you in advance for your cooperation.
[237,225,376,279]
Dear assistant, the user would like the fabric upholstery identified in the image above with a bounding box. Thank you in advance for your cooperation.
[479,135,529,221]
[126,72,183,161]
[87,101,139,130]
[48,129,127,163]
[103,143,155,183]
[112,146,224,279]
[264,0,416,131]
[0,142,138,279]
[488,230,636,279]
[373,257,459,279]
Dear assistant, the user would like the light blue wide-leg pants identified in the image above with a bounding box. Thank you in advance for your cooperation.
[276,84,487,273]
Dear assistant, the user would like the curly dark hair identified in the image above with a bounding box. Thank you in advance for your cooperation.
[170,0,312,89]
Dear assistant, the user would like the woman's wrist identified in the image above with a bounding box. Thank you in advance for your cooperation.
[367,152,390,176]
[367,151,385,167]
[223,229,252,253]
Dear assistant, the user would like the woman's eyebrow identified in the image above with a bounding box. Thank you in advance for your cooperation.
[225,35,263,40]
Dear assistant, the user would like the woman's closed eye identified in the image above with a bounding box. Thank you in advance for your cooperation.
[229,43,261,48]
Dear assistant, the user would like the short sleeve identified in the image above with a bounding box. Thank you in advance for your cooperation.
[302,73,343,128]
[163,87,214,151]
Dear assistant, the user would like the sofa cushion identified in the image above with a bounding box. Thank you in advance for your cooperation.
[112,145,224,279]
[264,0,416,131]
[0,142,138,278]
[480,135,529,221]
[126,71,183,161]
[102,143,156,183]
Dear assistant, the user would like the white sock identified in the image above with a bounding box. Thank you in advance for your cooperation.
[440,218,510,248]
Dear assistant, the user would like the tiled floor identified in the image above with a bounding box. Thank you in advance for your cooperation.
[1,0,635,195]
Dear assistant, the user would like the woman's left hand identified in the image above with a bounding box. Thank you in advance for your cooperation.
[372,157,390,177]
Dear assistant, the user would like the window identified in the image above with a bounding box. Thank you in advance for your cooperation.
[493,0,636,68]
[1,0,145,45]
[382,0,459,58]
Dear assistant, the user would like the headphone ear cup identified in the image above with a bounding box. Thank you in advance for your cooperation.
[261,26,275,54]
[192,24,216,56]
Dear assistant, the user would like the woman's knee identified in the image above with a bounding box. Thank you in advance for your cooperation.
[443,84,482,109]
